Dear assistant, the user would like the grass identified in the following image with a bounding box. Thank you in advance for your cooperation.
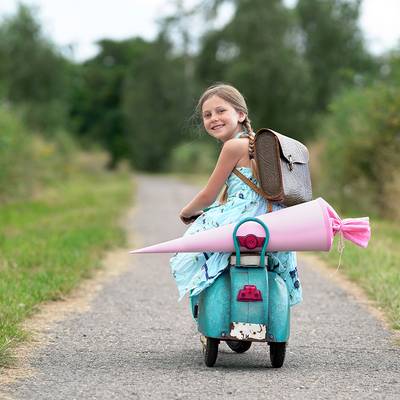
[0,171,133,366]
[319,218,400,331]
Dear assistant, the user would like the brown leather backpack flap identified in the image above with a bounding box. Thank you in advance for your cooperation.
[254,129,284,201]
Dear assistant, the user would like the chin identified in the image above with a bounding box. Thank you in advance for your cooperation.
[208,128,234,142]
[216,133,229,141]
[209,131,224,140]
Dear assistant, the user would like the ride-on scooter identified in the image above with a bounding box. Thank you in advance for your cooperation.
[191,217,290,368]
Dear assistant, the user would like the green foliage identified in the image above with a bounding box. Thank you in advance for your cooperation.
[296,0,378,112]
[0,105,82,203]
[69,35,194,170]
[196,0,314,140]
[0,106,36,201]
[0,171,132,366]
[122,35,194,171]
[68,38,147,168]
[0,1,383,172]
[0,5,71,131]
[315,55,400,220]
[378,49,400,85]
[195,0,377,141]
[169,139,219,174]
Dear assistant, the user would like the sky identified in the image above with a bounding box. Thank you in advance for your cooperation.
[0,0,399,61]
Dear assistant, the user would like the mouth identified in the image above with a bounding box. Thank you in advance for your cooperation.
[211,124,224,131]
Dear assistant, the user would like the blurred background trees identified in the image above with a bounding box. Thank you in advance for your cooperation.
[0,0,399,219]
[296,0,378,112]
[197,0,314,139]
[0,4,71,131]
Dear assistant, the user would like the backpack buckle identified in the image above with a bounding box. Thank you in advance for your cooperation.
[288,154,294,171]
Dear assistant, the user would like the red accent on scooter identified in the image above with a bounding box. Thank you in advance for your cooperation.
[237,235,265,250]
[237,285,263,302]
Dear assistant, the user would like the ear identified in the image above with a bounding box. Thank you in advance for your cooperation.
[238,111,246,123]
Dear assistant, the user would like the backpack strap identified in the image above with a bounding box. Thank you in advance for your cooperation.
[232,168,274,213]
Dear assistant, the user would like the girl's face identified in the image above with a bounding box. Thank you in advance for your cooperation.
[202,95,245,142]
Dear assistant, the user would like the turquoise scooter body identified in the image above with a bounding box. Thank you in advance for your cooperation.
[191,218,290,367]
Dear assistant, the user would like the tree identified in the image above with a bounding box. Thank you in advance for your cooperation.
[69,38,150,167]
[0,4,71,131]
[122,34,193,171]
[296,0,378,112]
[195,0,314,140]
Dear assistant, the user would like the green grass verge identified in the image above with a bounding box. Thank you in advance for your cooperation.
[319,219,400,330]
[0,171,133,366]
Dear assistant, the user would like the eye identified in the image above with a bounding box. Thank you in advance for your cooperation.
[217,108,226,114]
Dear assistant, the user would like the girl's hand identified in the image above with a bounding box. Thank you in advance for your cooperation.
[180,210,203,225]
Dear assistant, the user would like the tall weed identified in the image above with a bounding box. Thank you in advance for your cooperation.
[0,106,85,203]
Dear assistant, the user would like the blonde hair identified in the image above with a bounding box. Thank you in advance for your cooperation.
[197,83,258,203]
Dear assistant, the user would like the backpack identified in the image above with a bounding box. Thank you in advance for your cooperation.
[233,128,312,207]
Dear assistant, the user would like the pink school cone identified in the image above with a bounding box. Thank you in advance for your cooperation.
[129,198,370,254]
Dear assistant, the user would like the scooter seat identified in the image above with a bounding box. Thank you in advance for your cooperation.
[229,252,268,267]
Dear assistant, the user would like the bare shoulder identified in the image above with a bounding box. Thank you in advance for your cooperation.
[222,137,249,156]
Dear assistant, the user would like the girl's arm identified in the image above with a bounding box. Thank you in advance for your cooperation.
[180,139,243,221]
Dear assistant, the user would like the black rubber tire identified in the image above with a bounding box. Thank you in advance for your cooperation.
[204,337,219,367]
[225,340,252,353]
[269,342,286,368]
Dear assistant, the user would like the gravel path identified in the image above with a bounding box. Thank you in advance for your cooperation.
[2,174,400,400]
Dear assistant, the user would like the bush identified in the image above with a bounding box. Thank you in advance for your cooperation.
[0,106,36,201]
[169,140,218,175]
[314,80,400,220]
[0,105,91,203]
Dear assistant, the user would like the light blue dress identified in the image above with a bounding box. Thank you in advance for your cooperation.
[170,167,302,306]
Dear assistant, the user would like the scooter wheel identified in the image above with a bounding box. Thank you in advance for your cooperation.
[269,342,286,368]
[225,340,252,353]
[204,337,219,367]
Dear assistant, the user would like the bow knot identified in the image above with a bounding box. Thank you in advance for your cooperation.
[331,216,370,248]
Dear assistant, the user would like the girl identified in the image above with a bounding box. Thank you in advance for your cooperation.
[170,83,302,307]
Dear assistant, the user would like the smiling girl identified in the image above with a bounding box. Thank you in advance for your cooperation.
[170,83,302,308]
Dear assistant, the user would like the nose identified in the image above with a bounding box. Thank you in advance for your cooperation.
[210,113,219,122]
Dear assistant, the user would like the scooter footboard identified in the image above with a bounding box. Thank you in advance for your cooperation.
[267,271,290,342]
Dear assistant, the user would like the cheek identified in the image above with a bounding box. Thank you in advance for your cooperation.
[203,120,212,133]
[228,112,239,123]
